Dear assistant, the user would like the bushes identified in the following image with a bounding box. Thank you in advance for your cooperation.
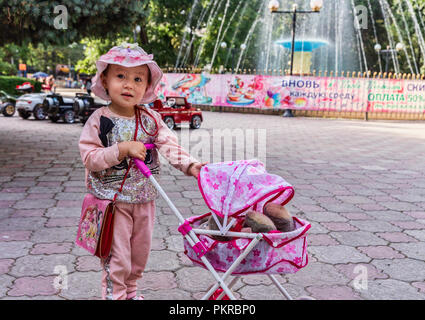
[0,60,17,76]
[0,76,42,95]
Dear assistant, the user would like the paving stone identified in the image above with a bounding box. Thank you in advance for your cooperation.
[376,232,419,243]
[157,214,180,226]
[381,202,422,211]
[45,207,81,218]
[2,110,425,300]
[75,256,102,272]
[358,246,404,259]
[31,227,77,243]
[390,220,425,230]
[26,193,55,200]
[0,231,32,242]
[0,274,15,297]
[371,259,425,282]
[175,267,216,293]
[58,271,102,300]
[30,242,73,255]
[177,252,194,267]
[0,217,47,231]
[404,230,425,241]
[329,231,388,246]
[151,238,166,251]
[143,288,193,300]
[335,195,375,204]
[54,193,85,201]
[152,223,170,239]
[165,235,185,252]
[320,222,358,232]
[0,193,26,201]
[359,279,425,300]
[0,200,16,208]
[0,241,33,259]
[412,282,425,293]
[9,254,75,277]
[138,271,177,291]
[12,199,56,210]
[391,193,425,203]
[46,218,78,228]
[319,203,363,212]
[406,211,425,220]
[307,221,329,234]
[0,259,14,275]
[349,220,400,232]
[334,263,388,281]
[145,251,180,272]
[308,246,370,264]
[27,186,63,194]
[339,212,373,220]
[365,210,415,221]
[307,234,339,246]
[7,276,59,297]
[238,284,289,300]
[389,242,425,260]
[56,200,81,208]
[355,203,387,211]
[286,262,349,287]
[303,211,347,223]
[241,274,272,286]
[306,285,362,300]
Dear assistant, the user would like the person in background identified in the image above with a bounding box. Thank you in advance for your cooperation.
[85,77,92,96]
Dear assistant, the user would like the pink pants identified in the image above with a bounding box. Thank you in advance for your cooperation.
[100,200,155,300]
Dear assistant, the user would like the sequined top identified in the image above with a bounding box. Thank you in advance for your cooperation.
[79,106,199,204]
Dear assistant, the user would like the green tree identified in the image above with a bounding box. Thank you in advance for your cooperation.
[0,0,148,46]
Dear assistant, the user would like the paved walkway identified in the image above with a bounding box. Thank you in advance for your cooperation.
[0,110,425,300]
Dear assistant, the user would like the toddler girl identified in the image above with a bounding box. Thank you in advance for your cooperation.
[79,42,205,300]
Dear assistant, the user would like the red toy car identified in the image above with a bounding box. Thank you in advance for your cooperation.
[151,96,203,130]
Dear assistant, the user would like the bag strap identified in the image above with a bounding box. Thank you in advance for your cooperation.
[135,105,159,137]
[112,105,141,203]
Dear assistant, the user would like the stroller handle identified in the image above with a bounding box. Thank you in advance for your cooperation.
[133,143,155,178]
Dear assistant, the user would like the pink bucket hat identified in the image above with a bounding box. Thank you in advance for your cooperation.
[91,42,163,104]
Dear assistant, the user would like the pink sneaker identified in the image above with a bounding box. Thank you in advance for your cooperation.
[127,292,144,300]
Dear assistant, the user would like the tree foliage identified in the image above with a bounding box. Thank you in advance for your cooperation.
[2,0,425,75]
[0,0,148,47]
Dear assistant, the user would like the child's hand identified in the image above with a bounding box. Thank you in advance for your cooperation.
[188,162,208,179]
[118,141,147,161]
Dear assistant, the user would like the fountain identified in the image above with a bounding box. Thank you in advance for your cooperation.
[275,39,328,75]
[174,0,425,76]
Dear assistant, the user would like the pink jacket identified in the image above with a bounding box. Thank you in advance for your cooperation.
[79,106,199,203]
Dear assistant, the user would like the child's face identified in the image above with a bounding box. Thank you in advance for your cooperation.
[101,64,150,108]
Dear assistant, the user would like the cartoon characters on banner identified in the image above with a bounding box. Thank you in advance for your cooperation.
[155,79,167,102]
[261,78,294,109]
[171,73,213,104]
[226,76,264,106]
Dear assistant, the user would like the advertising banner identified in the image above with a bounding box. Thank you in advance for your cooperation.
[157,73,425,113]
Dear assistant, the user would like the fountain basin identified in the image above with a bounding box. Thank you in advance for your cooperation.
[275,39,328,52]
[276,39,329,75]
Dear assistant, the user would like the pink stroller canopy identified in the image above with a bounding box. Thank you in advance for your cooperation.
[198,159,294,218]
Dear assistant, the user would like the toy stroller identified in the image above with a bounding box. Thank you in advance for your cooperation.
[134,151,311,300]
